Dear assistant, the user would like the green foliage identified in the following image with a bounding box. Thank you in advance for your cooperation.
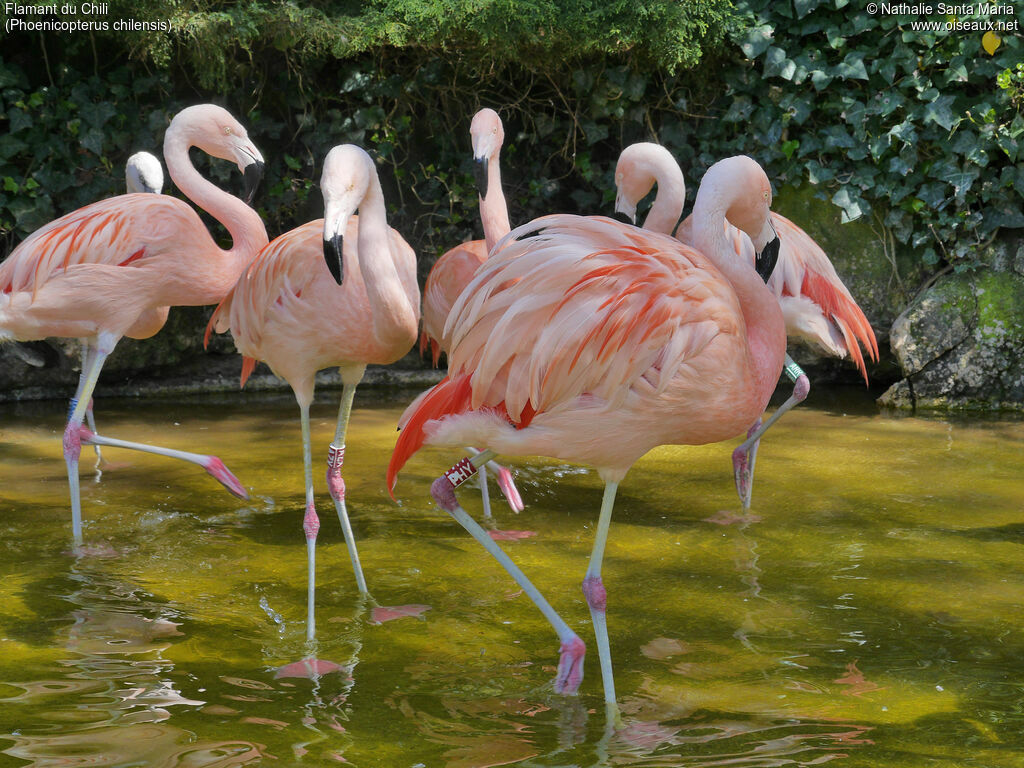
[1,0,1021,287]
[715,0,1024,267]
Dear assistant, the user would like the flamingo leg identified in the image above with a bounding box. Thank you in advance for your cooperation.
[463,446,525,519]
[478,461,493,521]
[326,381,368,595]
[64,333,117,546]
[78,431,247,497]
[732,355,810,508]
[583,481,620,706]
[431,450,586,694]
[76,342,103,469]
[300,402,320,642]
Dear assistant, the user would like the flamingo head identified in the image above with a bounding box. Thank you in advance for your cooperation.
[721,156,780,282]
[170,104,266,205]
[613,143,679,226]
[125,151,164,194]
[470,108,504,200]
[321,144,375,285]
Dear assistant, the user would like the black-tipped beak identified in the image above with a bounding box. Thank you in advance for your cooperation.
[755,236,780,283]
[324,235,344,285]
[611,210,634,226]
[474,157,489,199]
[243,161,265,206]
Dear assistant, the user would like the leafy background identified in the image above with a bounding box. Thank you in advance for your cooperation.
[0,0,1022,326]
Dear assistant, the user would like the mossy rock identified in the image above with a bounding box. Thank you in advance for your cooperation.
[879,261,1024,411]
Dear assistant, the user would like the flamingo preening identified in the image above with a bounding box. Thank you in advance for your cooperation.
[388,155,786,707]
[207,145,420,641]
[0,104,269,547]
[614,142,878,507]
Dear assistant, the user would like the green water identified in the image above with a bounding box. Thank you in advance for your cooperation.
[1,389,1024,767]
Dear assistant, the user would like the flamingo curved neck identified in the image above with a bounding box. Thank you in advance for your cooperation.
[356,174,418,346]
[163,131,267,263]
[692,190,785,406]
[642,162,685,236]
[481,154,511,252]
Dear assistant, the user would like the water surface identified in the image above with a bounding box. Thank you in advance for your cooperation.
[1,389,1023,767]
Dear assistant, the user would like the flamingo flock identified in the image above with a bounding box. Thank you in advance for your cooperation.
[0,104,877,710]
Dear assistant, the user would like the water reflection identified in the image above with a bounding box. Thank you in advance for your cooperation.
[4,396,1024,765]
[0,563,266,766]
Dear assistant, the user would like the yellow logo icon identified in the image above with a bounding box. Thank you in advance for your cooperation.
[982,31,1001,55]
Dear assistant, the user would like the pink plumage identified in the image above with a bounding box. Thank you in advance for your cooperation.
[389,156,787,706]
[0,104,268,546]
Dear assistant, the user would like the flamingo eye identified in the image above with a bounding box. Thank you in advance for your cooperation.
[223,126,234,136]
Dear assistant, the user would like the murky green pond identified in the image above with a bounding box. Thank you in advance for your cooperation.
[1,387,1024,767]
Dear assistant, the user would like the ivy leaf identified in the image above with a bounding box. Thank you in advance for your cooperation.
[922,94,958,131]
[781,139,800,159]
[792,0,821,18]
[810,69,833,91]
[805,160,834,184]
[832,187,866,222]
[7,108,31,134]
[889,155,914,177]
[723,95,754,123]
[888,120,918,145]
[917,182,948,210]
[739,23,774,59]
[835,52,868,80]
[0,133,28,161]
[822,125,856,149]
[764,46,796,80]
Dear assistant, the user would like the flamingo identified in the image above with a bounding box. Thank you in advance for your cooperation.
[206,144,420,641]
[614,142,878,506]
[418,108,522,520]
[0,104,269,546]
[125,151,164,195]
[387,155,786,708]
[77,150,168,470]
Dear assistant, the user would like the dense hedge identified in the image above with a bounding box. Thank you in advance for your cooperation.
[0,0,1021,284]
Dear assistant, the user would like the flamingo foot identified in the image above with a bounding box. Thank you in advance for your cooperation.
[274,657,348,680]
[488,529,537,541]
[204,456,249,500]
[495,466,524,512]
[370,604,431,624]
[554,636,587,694]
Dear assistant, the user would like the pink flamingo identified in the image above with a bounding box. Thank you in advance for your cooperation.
[71,151,166,470]
[206,145,420,641]
[418,108,522,519]
[614,142,878,506]
[387,156,786,707]
[0,104,268,546]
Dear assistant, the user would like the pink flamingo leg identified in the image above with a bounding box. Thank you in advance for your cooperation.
[299,402,321,641]
[583,480,620,706]
[64,333,118,546]
[75,342,103,469]
[732,355,810,509]
[326,380,368,595]
[77,430,248,497]
[430,451,586,694]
